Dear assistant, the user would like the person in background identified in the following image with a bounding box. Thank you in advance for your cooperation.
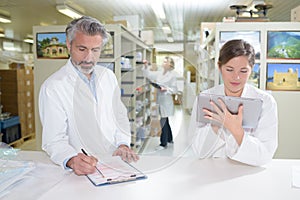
[188,39,278,166]
[39,16,139,176]
[143,57,178,150]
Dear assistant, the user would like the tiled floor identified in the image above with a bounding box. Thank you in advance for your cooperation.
[140,105,194,157]
[18,105,195,157]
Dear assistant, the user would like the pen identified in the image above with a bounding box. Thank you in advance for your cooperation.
[81,148,88,156]
[81,148,105,178]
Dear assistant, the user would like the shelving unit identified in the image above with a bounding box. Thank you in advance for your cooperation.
[101,24,153,152]
[196,23,216,94]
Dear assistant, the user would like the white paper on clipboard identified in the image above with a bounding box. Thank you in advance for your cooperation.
[86,156,146,186]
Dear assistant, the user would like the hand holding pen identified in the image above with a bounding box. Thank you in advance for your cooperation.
[66,149,98,175]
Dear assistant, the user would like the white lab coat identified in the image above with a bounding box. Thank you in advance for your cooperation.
[39,59,130,168]
[143,68,178,117]
[188,84,278,166]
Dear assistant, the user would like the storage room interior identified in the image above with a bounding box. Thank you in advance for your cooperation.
[0,0,300,159]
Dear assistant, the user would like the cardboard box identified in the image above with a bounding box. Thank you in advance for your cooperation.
[150,118,161,137]
[9,62,25,69]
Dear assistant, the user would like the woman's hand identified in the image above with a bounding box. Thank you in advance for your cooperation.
[160,86,168,92]
[203,98,244,145]
[143,60,148,69]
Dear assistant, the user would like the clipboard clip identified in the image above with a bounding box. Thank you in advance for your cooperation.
[107,174,137,184]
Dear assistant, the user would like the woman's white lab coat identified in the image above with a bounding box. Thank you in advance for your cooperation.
[39,59,130,168]
[188,84,278,166]
[143,68,178,118]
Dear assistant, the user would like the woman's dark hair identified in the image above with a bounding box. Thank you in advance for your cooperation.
[218,39,255,68]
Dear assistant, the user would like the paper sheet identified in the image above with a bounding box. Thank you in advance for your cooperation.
[87,156,146,186]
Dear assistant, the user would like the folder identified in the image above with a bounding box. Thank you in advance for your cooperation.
[86,156,147,186]
[149,81,162,89]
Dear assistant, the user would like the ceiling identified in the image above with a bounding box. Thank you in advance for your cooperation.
[0,0,299,45]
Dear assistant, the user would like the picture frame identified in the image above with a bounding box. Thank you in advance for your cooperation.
[248,63,260,88]
[36,32,68,59]
[266,63,300,91]
[267,31,300,59]
[219,31,261,59]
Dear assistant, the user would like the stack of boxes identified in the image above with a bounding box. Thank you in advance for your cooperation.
[149,104,161,137]
[0,67,35,142]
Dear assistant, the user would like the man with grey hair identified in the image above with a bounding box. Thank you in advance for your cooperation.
[39,16,139,175]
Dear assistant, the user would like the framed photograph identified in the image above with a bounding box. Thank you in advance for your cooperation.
[266,63,300,91]
[100,31,114,58]
[219,31,261,59]
[267,31,300,59]
[36,32,68,59]
[248,63,260,88]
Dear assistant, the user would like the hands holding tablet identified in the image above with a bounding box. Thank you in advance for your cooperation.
[203,98,245,145]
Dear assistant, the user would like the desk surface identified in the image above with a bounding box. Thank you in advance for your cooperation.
[2,151,300,200]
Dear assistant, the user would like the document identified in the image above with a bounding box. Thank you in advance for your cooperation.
[86,156,147,186]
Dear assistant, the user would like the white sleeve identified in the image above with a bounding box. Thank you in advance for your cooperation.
[188,98,225,158]
[229,95,278,166]
[111,73,131,147]
[142,67,160,81]
[39,84,77,168]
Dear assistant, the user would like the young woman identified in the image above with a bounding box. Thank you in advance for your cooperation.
[188,39,278,166]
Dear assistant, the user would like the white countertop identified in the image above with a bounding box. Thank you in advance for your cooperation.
[2,151,300,200]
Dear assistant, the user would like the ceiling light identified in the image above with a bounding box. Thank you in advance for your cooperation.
[0,14,11,23]
[151,2,166,20]
[23,38,34,44]
[56,4,83,19]
[0,30,4,37]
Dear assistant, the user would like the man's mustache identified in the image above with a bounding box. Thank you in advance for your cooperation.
[78,61,95,65]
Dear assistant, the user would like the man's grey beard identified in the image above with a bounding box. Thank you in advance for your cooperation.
[72,60,95,74]
[75,64,95,74]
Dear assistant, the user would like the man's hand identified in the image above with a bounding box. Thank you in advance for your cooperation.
[112,145,139,163]
[66,153,98,175]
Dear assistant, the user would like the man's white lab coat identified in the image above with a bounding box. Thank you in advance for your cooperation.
[39,59,130,167]
[188,84,278,166]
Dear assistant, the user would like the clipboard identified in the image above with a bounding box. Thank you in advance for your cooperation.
[196,93,263,128]
[149,81,162,89]
[86,156,147,186]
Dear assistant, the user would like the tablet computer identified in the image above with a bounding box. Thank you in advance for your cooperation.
[196,93,263,128]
